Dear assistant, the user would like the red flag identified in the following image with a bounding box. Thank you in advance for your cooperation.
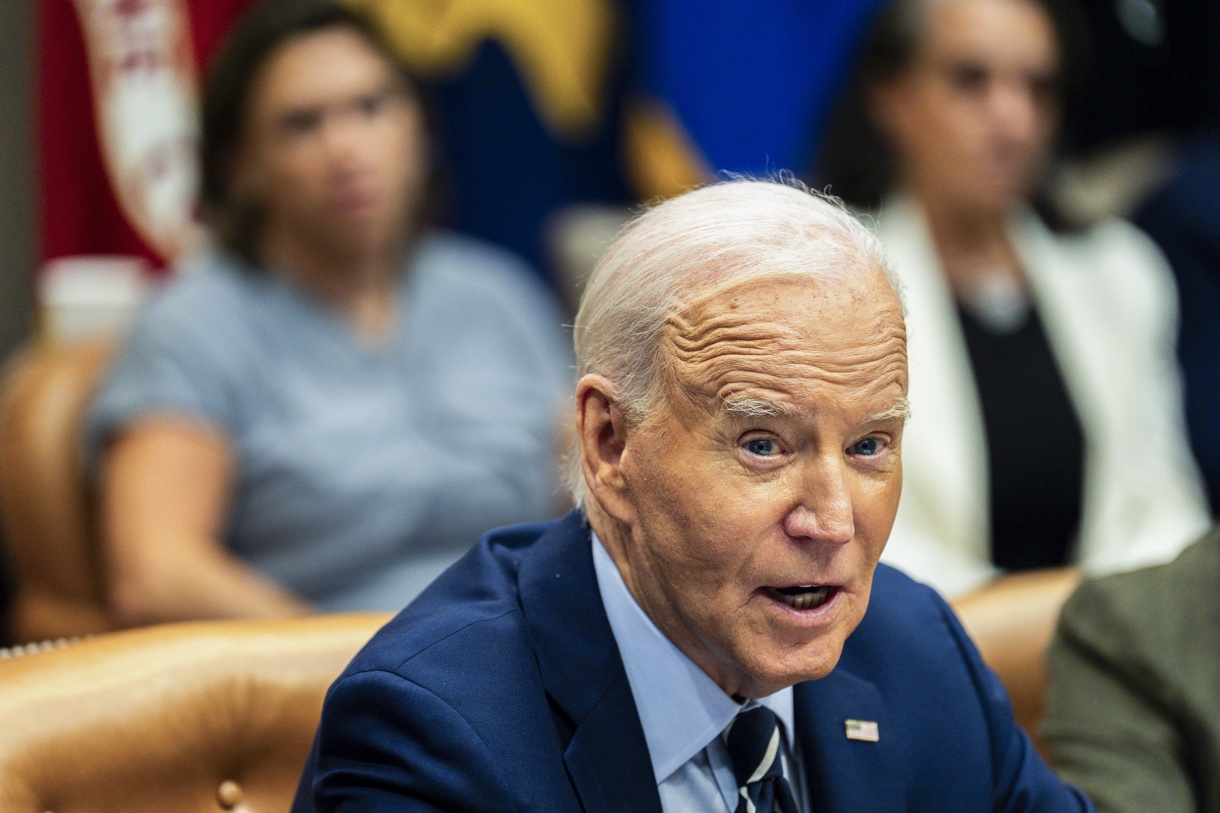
[38,0,257,274]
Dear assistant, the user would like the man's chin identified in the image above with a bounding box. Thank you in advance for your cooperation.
[733,644,847,698]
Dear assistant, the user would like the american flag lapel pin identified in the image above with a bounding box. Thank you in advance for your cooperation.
[844,719,880,743]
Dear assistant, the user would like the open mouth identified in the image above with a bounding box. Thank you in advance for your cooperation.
[764,585,837,611]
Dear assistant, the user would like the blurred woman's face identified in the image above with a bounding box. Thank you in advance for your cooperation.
[231,26,425,262]
[871,0,1060,218]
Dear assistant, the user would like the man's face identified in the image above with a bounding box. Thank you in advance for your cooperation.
[233,26,424,260]
[873,0,1060,217]
[612,272,908,698]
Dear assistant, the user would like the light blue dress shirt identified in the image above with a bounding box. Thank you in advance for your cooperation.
[592,534,810,813]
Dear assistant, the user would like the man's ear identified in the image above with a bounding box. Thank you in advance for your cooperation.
[575,374,636,525]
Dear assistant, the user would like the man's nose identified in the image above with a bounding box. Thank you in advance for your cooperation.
[782,455,854,545]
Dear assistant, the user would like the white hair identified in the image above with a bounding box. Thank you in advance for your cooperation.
[567,177,901,501]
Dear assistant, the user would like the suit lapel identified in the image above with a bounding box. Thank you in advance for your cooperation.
[795,668,903,812]
[518,511,663,813]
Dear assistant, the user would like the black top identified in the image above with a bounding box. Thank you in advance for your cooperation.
[958,303,1086,571]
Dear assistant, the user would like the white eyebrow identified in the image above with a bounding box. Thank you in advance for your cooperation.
[868,398,912,424]
[721,396,791,418]
[721,396,910,423]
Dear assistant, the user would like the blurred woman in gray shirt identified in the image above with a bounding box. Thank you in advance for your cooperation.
[88,0,571,623]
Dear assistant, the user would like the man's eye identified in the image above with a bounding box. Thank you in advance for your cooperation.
[745,438,778,457]
[851,437,882,456]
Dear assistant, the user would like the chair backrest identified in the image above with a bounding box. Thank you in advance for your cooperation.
[0,336,116,642]
[950,568,1079,758]
[0,612,389,812]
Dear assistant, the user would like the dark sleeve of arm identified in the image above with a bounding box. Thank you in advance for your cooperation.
[306,669,518,813]
[934,594,1094,812]
[1042,586,1195,813]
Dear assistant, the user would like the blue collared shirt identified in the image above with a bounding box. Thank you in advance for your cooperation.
[592,534,810,813]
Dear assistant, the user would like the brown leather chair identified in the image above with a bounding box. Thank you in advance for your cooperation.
[0,336,117,642]
[0,612,389,812]
[951,567,1080,758]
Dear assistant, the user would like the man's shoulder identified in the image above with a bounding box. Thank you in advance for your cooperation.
[298,515,603,812]
[827,567,1010,796]
[806,565,1091,810]
[839,563,961,654]
[343,519,559,676]
[857,563,958,632]
[840,563,972,676]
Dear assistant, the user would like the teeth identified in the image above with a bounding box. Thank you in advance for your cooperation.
[767,586,832,610]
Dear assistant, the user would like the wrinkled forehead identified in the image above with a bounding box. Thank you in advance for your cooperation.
[669,269,903,339]
[659,273,908,409]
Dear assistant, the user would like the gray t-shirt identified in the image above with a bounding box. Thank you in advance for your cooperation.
[88,231,573,611]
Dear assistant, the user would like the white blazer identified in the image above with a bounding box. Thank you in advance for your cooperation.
[877,195,1210,596]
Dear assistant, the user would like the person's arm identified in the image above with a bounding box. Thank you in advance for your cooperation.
[100,418,310,626]
[1043,587,1196,813]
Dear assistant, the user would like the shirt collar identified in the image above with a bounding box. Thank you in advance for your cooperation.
[592,532,796,783]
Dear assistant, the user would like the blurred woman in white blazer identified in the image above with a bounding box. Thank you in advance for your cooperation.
[817,0,1209,598]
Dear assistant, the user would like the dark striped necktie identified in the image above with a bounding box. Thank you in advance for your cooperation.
[724,705,799,813]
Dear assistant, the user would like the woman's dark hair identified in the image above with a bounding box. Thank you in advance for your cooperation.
[201,0,430,260]
[815,0,1090,222]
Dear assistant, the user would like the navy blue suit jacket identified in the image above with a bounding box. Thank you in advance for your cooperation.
[294,511,1091,812]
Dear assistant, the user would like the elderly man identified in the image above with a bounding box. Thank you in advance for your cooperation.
[294,180,1090,811]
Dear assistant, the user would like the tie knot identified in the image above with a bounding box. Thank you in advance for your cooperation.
[724,705,785,788]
